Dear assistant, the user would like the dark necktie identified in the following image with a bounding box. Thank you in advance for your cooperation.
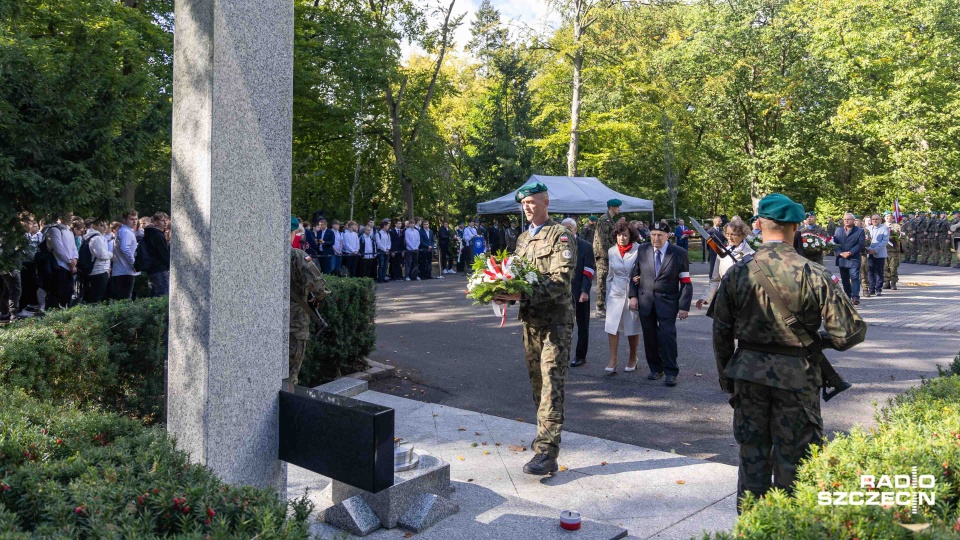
[655,249,662,275]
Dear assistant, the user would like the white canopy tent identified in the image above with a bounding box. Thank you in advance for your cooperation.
[476,175,654,219]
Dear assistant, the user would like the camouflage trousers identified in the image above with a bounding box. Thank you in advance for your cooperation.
[732,379,822,509]
[289,335,307,384]
[918,238,933,264]
[954,238,960,268]
[523,323,571,459]
[940,237,954,267]
[884,248,900,284]
[902,239,914,263]
[860,255,869,288]
[595,257,608,311]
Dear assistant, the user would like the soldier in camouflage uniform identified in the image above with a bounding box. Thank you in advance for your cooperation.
[289,217,330,384]
[901,213,916,263]
[495,181,576,476]
[927,211,942,265]
[950,210,960,269]
[581,215,597,245]
[710,193,866,511]
[883,211,901,289]
[918,211,935,265]
[592,200,620,316]
[859,222,871,294]
[937,211,952,267]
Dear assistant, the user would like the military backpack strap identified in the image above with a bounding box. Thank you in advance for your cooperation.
[746,257,817,351]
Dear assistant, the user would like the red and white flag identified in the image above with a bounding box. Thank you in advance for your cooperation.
[893,199,903,223]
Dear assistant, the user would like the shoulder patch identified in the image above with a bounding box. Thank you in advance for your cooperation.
[304,256,311,262]
[560,234,569,242]
[831,274,839,284]
[562,249,572,259]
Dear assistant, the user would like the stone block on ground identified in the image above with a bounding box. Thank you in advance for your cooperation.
[331,454,451,528]
[398,493,459,533]
[315,377,368,397]
[321,495,381,537]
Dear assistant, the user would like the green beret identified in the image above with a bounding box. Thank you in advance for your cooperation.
[607,198,622,207]
[853,214,861,219]
[291,217,300,232]
[883,210,893,216]
[756,193,805,224]
[805,211,816,217]
[952,210,960,215]
[907,212,915,216]
[515,181,548,203]
[588,215,598,221]
[748,214,759,222]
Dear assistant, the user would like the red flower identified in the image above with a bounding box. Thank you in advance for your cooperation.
[56,438,62,445]
[207,507,216,517]
[0,483,10,492]
[75,505,86,514]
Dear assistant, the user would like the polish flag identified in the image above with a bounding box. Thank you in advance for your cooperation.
[893,199,903,223]
[679,271,691,284]
[583,266,595,280]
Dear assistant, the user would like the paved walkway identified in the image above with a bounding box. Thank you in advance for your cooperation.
[291,389,738,540]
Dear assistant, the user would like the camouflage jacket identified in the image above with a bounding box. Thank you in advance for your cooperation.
[799,224,826,236]
[887,222,902,250]
[515,220,576,327]
[902,218,915,238]
[290,248,330,340]
[938,217,951,237]
[710,243,866,393]
[951,218,960,239]
[592,211,615,261]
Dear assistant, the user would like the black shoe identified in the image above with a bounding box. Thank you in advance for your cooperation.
[570,358,586,367]
[875,290,882,296]
[883,282,891,290]
[891,283,897,290]
[522,453,558,476]
[865,290,873,297]
[665,374,678,387]
[853,298,860,306]
[647,371,664,381]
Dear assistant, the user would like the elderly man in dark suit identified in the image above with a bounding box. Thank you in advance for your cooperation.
[832,212,865,305]
[628,221,693,386]
[562,218,595,367]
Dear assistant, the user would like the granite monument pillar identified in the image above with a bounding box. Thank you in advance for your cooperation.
[168,0,293,489]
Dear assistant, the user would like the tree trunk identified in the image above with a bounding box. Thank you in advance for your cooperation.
[567,22,583,177]
[121,181,137,209]
[400,175,414,219]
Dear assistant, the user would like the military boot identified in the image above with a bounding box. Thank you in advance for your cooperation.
[522,453,558,475]
[883,281,891,290]
[891,283,898,290]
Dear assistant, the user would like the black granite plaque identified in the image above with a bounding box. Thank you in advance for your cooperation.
[279,381,394,493]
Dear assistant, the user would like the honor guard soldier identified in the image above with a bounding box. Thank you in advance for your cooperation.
[937,210,952,267]
[592,199,621,317]
[883,211,901,289]
[950,210,960,269]
[494,181,576,476]
[709,193,866,511]
[289,217,330,384]
[902,212,916,263]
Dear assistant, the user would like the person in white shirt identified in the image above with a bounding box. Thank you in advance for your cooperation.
[375,220,392,283]
[404,220,421,281]
[695,219,755,309]
[110,210,140,300]
[45,215,79,309]
[361,226,376,278]
[331,219,344,274]
[461,220,477,275]
[82,218,113,303]
[341,221,360,277]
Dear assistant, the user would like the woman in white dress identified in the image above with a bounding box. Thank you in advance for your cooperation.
[695,219,755,309]
[604,222,642,373]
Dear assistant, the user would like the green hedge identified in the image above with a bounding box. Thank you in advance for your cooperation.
[298,275,377,387]
[0,390,311,538]
[0,277,376,420]
[0,298,168,422]
[705,364,960,539]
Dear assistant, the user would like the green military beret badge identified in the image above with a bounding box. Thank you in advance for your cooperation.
[756,193,805,224]
[607,198,622,207]
[515,181,549,203]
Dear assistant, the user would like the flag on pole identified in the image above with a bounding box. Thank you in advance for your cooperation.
[893,199,903,223]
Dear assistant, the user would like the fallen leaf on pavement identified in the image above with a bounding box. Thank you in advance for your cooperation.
[404,533,413,538]
[515,418,524,422]
[475,432,483,436]
[495,442,502,446]
[600,461,607,466]
[457,427,466,431]
[559,465,568,472]
[457,456,465,461]
[676,480,686,485]
[481,442,487,446]
[467,478,474,482]
[508,445,526,452]
[681,442,691,446]
[471,443,478,447]
[482,450,490,455]
[694,373,703,377]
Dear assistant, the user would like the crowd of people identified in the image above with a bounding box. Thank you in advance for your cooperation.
[0,209,171,323]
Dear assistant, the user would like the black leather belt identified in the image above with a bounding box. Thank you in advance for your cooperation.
[738,341,806,357]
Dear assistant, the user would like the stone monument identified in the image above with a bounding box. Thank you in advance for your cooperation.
[167,0,294,490]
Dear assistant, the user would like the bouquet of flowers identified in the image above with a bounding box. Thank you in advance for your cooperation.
[800,233,832,255]
[466,250,543,327]
[746,233,763,251]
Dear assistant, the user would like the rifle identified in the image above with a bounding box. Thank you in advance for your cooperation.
[297,292,329,337]
[690,217,852,402]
